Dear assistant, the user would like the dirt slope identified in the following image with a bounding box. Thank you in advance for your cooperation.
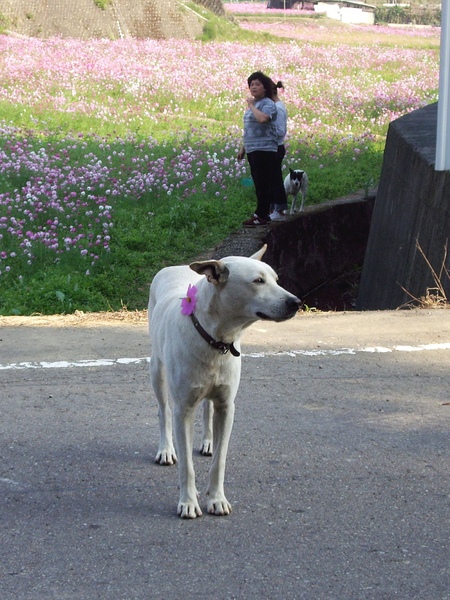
[0,0,224,39]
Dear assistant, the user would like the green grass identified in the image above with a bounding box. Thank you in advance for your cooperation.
[190,2,292,43]
[93,0,111,9]
[0,127,384,316]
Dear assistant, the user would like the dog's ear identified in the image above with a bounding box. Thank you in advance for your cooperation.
[189,260,229,285]
[250,244,267,261]
[290,168,294,176]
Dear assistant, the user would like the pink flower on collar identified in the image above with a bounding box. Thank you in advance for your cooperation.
[181,284,198,315]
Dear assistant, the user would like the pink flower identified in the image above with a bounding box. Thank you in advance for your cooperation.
[181,284,198,315]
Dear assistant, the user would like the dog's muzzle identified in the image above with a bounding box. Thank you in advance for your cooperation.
[256,297,301,321]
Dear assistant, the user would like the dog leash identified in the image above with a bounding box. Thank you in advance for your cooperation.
[190,314,240,357]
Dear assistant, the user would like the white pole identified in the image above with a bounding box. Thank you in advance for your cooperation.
[436,0,450,170]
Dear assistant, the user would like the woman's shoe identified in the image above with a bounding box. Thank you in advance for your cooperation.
[242,214,271,228]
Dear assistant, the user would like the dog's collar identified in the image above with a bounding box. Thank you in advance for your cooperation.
[190,313,240,357]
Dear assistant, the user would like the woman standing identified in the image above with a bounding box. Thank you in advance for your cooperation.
[238,71,281,228]
[270,80,289,220]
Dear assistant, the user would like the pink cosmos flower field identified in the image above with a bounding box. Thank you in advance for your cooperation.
[0,22,440,311]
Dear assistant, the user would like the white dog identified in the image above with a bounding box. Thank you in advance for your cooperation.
[148,245,300,518]
[284,168,308,214]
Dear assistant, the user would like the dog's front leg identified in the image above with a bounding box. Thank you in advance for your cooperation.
[290,193,297,215]
[174,403,202,519]
[299,190,305,212]
[200,399,214,456]
[206,399,235,516]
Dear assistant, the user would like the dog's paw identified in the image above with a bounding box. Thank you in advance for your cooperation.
[177,501,203,519]
[200,440,213,456]
[155,448,177,465]
[207,496,232,516]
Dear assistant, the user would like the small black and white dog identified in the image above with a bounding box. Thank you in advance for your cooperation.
[284,168,308,214]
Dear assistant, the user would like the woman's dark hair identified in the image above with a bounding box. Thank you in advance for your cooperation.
[247,71,275,99]
[272,80,284,94]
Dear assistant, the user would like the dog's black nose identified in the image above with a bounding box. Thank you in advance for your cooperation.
[287,297,302,312]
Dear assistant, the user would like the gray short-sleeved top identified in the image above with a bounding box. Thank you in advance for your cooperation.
[243,97,278,153]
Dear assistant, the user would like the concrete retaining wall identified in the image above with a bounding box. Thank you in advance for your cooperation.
[263,195,375,310]
[357,102,450,310]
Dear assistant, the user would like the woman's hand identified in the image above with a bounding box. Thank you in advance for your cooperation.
[246,97,270,124]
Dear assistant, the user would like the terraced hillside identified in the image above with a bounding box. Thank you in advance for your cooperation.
[0,0,224,39]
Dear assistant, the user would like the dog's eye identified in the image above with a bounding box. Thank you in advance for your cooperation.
[253,277,265,284]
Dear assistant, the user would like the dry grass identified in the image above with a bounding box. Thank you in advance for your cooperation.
[0,307,148,328]
[399,240,449,309]
[72,308,148,323]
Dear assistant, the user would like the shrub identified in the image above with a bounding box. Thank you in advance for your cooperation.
[375,5,441,26]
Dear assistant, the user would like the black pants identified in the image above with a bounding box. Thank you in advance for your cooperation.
[247,150,280,220]
[272,144,288,212]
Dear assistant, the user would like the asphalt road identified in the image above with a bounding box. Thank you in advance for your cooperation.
[1,309,449,600]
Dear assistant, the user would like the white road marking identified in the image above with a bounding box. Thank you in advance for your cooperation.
[0,357,150,370]
[0,478,21,486]
[0,342,449,370]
